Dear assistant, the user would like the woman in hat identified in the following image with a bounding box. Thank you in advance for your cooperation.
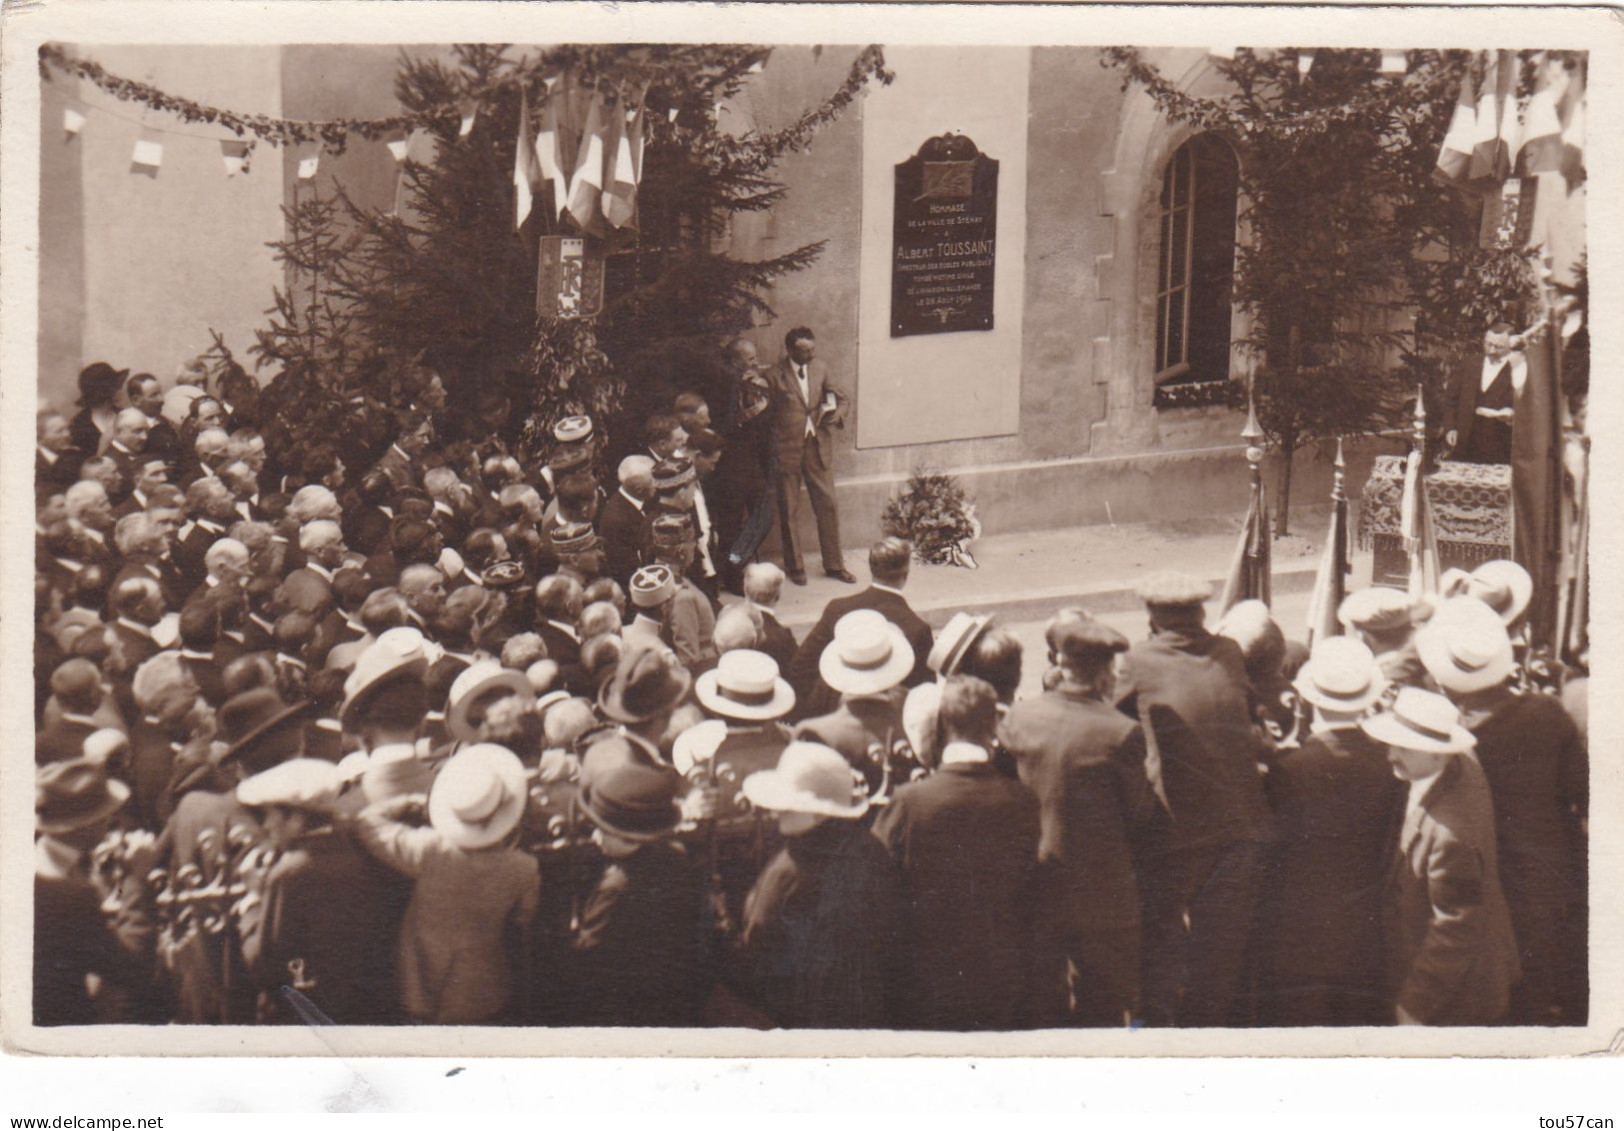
[1416,596,1587,1025]
[731,741,905,1028]
[554,761,714,1027]
[352,743,541,1024]
[1362,687,1519,1026]
[35,759,154,1025]
[1252,637,1405,1027]
[67,362,127,459]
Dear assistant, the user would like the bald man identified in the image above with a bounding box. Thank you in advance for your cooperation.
[599,454,655,596]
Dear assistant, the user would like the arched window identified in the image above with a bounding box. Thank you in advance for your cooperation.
[1153,134,1239,406]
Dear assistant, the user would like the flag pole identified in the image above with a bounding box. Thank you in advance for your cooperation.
[1242,381,1271,607]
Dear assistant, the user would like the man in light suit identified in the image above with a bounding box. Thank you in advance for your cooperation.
[769,326,853,586]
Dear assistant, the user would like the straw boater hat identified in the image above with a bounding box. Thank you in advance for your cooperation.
[339,627,432,728]
[695,649,796,721]
[1337,586,1422,634]
[36,759,129,835]
[1360,687,1476,755]
[741,741,870,819]
[446,660,536,742]
[428,743,528,850]
[237,758,341,812]
[1293,636,1389,714]
[629,564,678,609]
[1415,596,1515,695]
[578,760,684,843]
[1440,560,1533,627]
[819,609,914,696]
[598,640,693,725]
[553,415,593,445]
[927,611,993,678]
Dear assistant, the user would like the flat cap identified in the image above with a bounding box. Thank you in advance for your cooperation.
[1337,586,1418,633]
[1052,620,1129,665]
[1135,572,1212,608]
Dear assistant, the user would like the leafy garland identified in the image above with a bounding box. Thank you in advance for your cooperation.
[37,42,892,176]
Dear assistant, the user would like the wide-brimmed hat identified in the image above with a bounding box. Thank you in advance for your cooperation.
[598,640,693,724]
[578,760,683,843]
[37,759,129,834]
[1441,560,1533,627]
[1415,596,1514,694]
[427,743,528,850]
[1337,586,1420,634]
[1293,636,1388,713]
[629,564,678,609]
[446,660,536,742]
[237,758,341,812]
[819,609,914,696]
[927,612,993,677]
[339,627,431,728]
[741,741,869,819]
[217,688,311,766]
[1360,687,1476,755]
[695,649,795,720]
[553,415,594,444]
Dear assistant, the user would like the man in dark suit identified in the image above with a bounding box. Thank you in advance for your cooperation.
[599,455,653,597]
[873,675,1041,1030]
[769,326,853,586]
[37,659,115,765]
[1000,619,1155,1027]
[789,537,933,719]
[534,573,590,696]
[36,410,83,501]
[743,563,798,673]
[126,373,179,469]
[1114,572,1274,1028]
[1253,637,1406,1027]
[1446,322,1521,465]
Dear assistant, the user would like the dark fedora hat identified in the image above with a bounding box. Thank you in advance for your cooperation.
[217,688,311,769]
[598,640,692,724]
[37,759,130,835]
[579,761,683,843]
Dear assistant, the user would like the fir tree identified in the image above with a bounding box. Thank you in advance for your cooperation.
[255,43,891,464]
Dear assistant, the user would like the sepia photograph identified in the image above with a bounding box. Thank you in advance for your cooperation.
[2,0,1617,1074]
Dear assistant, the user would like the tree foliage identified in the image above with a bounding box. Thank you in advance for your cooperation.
[1103,47,1539,529]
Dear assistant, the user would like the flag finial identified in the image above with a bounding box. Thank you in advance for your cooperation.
[1332,436,1346,504]
[1412,381,1427,454]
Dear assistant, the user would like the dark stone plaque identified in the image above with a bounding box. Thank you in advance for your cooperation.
[891,134,999,338]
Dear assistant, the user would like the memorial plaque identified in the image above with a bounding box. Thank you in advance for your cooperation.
[537,235,606,320]
[891,134,999,337]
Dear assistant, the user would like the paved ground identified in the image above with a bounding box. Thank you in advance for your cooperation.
[727,503,1377,698]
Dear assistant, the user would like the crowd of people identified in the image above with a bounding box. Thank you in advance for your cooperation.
[33,343,1588,1031]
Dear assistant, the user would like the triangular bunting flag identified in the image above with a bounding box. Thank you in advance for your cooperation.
[131,136,163,177]
[221,139,250,176]
[458,101,477,138]
[1379,49,1407,75]
[1208,47,1236,60]
[63,107,86,137]
[386,131,410,163]
[297,151,320,180]
[1296,50,1316,76]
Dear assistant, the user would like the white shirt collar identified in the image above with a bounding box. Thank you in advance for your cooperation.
[306,561,335,582]
[547,619,579,641]
[941,741,990,766]
[38,445,58,466]
[1482,352,1528,393]
[871,581,903,596]
[116,616,154,639]
[619,486,646,512]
